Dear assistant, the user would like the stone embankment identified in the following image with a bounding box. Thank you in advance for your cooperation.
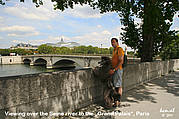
[0,56,22,64]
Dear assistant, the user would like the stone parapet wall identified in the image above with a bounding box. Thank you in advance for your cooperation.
[173,59,179,71]
[0,68,103,119]
[122,59,178,92]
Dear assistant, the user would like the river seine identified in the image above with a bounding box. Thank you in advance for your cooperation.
[0,64,64,77]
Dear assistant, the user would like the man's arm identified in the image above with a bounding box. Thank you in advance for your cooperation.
[109,48,124,75]
[114,47,124,71]
[114,55,124,71]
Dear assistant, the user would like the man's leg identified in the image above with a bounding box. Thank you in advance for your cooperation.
[113,69,123,107]
[117,69,123,106]
[114,87,121,107]
[118,87,122,96]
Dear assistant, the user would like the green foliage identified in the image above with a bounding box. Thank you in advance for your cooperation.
[0,45,112,56]
[127,51,133,55]
[37,44,112,55]
[55,47,73,54]
[38,44,54,54]
[118,0,179,61]
[160,33,179,60]
[11,48,26,55]
[109,47,113,54]
[121,18,141,51]
[0,49,10,56]
[0,48,36,55]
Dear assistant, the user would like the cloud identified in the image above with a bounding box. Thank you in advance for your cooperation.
[115,26,125,37]
[12,40,27,44]
[0,44,10,48]
[0,16,4,22]
[29,39,46,45]
[173,12,179,20]
[134,17,142,25]
[70,30,113,47]
[63,4,103,19]
[172,27,179,31]
[102,30,111,35]
[4,0,105,21]
[8,32,39,37]
[25,24,130,48]
[97,25,102,28]
[28,36,63,45]
[4,0,58,21]
[47,25,53,30]
[27,25,128,48]
[0,25,35,32]
[0,25,39,37]
[26,29,113,47]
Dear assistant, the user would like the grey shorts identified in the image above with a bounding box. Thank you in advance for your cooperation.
[112,69,123,88]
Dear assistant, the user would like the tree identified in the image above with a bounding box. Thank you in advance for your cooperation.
[160,33,179,60]
[1,0,178,61]
[59,47,71,54]
[38,44,54,54]
[0,49,10,56]
[12,48,26,55]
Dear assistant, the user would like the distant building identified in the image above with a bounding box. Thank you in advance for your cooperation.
[10,43,38,50]
[10,53,16,56]
[46,38,80,48]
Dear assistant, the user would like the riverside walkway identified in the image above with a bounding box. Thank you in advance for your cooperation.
[61,70,179,119]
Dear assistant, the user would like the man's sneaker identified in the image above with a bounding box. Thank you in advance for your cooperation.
[114,101,121,107]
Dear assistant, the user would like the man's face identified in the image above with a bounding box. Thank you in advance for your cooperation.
[111,39,118,48]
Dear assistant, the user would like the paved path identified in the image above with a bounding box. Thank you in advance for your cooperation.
[64,71,179,119]
[116,70,179,119]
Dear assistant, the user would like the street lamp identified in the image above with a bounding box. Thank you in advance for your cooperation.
[101,44,102,54]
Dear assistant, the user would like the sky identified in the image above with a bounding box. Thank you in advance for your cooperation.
[0,0,178,50]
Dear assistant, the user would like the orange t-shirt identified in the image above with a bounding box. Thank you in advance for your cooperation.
[111,46,124,70]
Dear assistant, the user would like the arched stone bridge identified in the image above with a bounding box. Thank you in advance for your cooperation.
[22,55,102,69]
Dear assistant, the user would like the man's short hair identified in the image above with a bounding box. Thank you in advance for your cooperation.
[111,38,118,43]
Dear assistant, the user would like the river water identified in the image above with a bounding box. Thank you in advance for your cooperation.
[0,64,65,77]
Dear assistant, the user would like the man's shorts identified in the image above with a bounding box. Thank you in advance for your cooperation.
[112,69,123,88]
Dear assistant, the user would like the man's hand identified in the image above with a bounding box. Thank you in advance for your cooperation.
[109,69,115,75]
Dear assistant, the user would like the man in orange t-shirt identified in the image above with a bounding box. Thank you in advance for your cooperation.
[109,38,124,107]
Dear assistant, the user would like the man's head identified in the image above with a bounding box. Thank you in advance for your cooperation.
[111,38,118,48]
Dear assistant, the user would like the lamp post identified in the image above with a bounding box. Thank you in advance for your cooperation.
[177,42,179,58]
[101,44,102,54]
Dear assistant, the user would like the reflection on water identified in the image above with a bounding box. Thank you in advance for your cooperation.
[0,64,65,77]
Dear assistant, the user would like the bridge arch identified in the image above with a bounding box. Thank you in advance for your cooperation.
[23,58,31,64]
[53,59,81,69]
[34,58,47,66]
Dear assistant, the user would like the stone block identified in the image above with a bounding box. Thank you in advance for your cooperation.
[0,80,5,109]
[29,77,41,103]
[16,104,32,119]
[3,79,18,108]
[16,77,29,105]
[40,73,57,99]
[0,107,17,119]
